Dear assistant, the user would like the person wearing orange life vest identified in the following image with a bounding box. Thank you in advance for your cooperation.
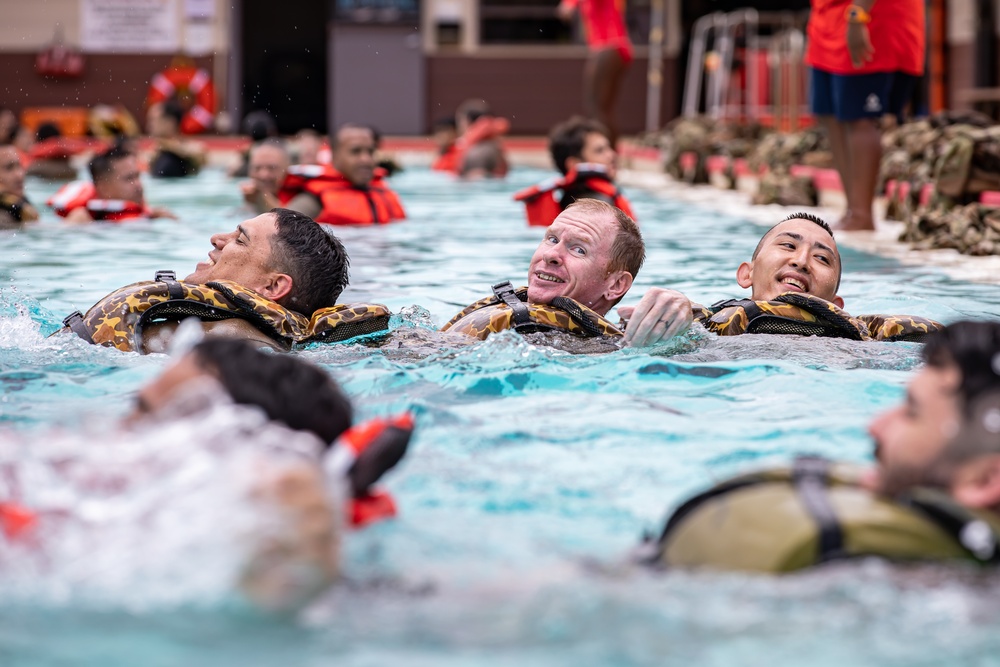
[450,98,509,179]
[0,141,39,229]
[48,143,176,223]
[240,139,297,214]
[514,116,634,227]
[430,116,459,172]
[282,124,406,226]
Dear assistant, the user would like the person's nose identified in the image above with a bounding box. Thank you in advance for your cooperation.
[542,242,563,264]
[789,246,810,271]
[210,231,230,249]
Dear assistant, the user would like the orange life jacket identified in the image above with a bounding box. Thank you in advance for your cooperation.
[327,413,414,529]
[513,163,636,227]
[0,501,36,540]
[431,143,459,172]
[29,136,92,161]
[47,181,149,222]
[282,165,406,226]
[444,116,510,177]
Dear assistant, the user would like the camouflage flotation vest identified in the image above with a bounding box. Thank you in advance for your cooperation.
[694,292,943,342]
[60,270,391,353]
[440,281,623,340]
[640,457,1000,573]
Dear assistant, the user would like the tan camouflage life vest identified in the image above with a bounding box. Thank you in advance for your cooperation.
[640,458,1000,573]
[694,292,943,342]
[60,270,391,353]
[441,281,623,340]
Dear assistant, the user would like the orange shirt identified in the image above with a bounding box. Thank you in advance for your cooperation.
[562,0,633,62]
[805,0,925,75]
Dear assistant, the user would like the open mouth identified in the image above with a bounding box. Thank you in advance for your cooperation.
[535,272,564,284]
[780,276,807,292]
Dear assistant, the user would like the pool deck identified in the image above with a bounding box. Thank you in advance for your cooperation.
[191,135,1000,287]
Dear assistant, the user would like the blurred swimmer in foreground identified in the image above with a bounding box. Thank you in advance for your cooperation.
[0,338,411,612]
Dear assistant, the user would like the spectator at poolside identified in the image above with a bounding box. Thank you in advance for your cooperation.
[514,115,635,227]
[0,141,39,228]
[806,0,925,230]
[557,0,633,146]
[48,143,176,222]
[147,98,206,178]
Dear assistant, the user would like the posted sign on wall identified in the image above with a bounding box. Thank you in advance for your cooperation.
[81,0,179,53]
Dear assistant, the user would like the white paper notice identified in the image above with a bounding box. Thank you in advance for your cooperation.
[81,0,180,53]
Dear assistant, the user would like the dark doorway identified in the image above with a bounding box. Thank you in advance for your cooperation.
[241,0,328,133]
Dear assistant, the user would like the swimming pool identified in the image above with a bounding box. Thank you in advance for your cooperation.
[3,165,1000,666]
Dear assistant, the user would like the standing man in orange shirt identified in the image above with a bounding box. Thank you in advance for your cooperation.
[806,0,926,231]
[558,0,633,147]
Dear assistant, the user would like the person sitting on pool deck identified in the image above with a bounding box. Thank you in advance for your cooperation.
[240,139,294,214]
[280,124,406,226]
[620,212,943,346]
[442,198,646,341]
[643,320,1000,572]
[0,141,39,228]
[514,116,635,227]
[48,143,176,223]
[60,208,391,353]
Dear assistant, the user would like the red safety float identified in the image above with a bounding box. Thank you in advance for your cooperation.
[146,64,217,134]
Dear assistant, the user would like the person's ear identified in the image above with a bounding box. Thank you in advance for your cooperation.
[736,261,753,289]
[605,270,633,304]
[260,272,293,302]
[951,454,1000,510]
[833,294,845,309]
[564,155,581,173]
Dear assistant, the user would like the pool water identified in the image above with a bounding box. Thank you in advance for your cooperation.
[2,166,1000,666]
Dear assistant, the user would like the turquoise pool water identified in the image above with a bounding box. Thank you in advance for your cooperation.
[3,166,1000,666]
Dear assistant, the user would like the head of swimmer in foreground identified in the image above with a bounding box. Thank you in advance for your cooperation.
[331,124,376,188]
[738,212,844,307]
[527,198,644,316]
[129,337,353,446]
[865,320,1000,512]
[185,208,350,316]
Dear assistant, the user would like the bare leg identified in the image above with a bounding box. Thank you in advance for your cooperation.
[584,49,629,146]
[817,114,852,227]
[840,118,881,231]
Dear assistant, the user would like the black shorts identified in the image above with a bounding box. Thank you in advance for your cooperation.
[810,68,918,122]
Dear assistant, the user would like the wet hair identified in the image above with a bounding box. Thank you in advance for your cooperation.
[924,321,1000,418]
[35,122,62,142]
[549,116,610,175]
[191,338,352,447]
[88,142,133,183]
[243,110,278,141]
[456,98,491,125]
[331,123,373,149]
[268,207,350,315]
[751,212,842,291]
[433,116,457,131]
[565,198,644,302]
[251,137,290,161]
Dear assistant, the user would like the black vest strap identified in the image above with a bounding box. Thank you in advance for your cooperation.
[792,456,845,562]
[902,493,1000,564]
[154,269,184,300]
[61,310,95,344]
[492,280,531,327]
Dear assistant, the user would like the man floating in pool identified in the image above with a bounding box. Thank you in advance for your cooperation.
[0,141,39,228]
[622,212,942,345]
[60,208,392,353]
[279,123,406,226]
[48,143,177,223]
[644,320,1000,572]
[442,198,654,343]
[240,139,293,213]
[1,338,411,611]
[514,115,635,227]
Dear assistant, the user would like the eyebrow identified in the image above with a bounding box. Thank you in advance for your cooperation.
[775,232,836,258]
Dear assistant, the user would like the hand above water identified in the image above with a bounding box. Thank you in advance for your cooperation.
[618,287,693,347]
